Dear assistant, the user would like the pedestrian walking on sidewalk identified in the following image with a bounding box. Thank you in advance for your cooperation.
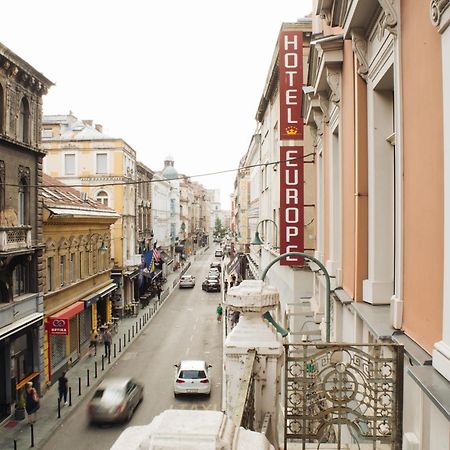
[103,329,112,359]
[89,328,98,356]
[157,284,162,300]
[25,382,39,424]
[58,371,69,406]
[216,304,223,322]
[224,279,228,293]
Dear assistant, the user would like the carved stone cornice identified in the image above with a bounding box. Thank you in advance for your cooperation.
[430,0,450,28]
[377,0,398,36]
[318,94,330,123]
[313,110,325,136]
[351,29,369,80]
[326,68,341,104]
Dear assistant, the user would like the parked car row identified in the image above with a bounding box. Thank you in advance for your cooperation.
[201,262,221,292]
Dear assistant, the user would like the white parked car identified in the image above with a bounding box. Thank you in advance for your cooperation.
[179,275,195,288]
[174,360,212,397]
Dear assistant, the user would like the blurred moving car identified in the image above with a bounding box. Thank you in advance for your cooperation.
[179,274,196,288]
[202,277,221,292]
[208,268,220,278]
[210,262,222,272]
[214,249,223,258]
[174,360,212,397]
[87,377,143,424]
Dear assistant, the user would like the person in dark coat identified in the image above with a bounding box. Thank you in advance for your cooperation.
[25,381,39,424]
[58,371,69,406]
[103,329,112,359]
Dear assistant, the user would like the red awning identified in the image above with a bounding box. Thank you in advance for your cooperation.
[49,301,84,320]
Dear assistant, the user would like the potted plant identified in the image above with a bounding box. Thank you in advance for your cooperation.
[14,394,26,420]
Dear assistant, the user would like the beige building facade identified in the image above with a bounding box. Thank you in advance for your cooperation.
[303,1,450,448]
[41,115,139,311]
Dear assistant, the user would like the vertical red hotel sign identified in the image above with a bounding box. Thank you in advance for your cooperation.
[279,30,303,140]
[279,30,304,265]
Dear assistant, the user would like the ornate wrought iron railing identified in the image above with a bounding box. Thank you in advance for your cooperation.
[232,349,257,430]
[0,226,31,251]
[284,343,404,449]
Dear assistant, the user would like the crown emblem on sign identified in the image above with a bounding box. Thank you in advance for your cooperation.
[286,126,298,135]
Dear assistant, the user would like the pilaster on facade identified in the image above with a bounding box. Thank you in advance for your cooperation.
[431,0,450,382]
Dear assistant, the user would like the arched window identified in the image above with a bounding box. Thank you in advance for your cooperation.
[96,190,108,206]
[18,97,30,143]
[0,84,4,134]
[18,177,28,225]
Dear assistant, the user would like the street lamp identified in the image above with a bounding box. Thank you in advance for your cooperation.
[261,251,331,343]
[251,219,278,248]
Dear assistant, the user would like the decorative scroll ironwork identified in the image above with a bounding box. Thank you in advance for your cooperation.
[284,343,403,449]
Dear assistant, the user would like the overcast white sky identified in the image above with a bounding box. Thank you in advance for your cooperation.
[1,0,312,207]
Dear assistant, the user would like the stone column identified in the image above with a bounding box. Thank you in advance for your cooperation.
[224,280,283,443]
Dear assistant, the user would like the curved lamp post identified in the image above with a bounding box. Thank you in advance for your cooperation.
[251,219,278,248]
[261,251,331,343]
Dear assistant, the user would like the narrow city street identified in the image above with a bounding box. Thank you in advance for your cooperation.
[43,249,223,450]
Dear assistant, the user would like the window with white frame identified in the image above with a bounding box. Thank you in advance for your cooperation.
[96,153,107,174]
[42,128,53,139]
[64,154,75,175]
[96,190,108,206]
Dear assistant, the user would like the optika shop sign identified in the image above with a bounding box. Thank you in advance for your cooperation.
[280,146,304,265]
[47,318,69,335]
[279,30,303,141]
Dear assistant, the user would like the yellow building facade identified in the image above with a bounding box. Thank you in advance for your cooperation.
[42,175,119,384]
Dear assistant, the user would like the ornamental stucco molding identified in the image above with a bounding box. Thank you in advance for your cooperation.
[318,94,330,123]
[351,29,369,80]
[377,0,398,37]
[430,0,450,29]
[326,68,341,104]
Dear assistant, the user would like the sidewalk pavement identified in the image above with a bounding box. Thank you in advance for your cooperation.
[0,252,209,450]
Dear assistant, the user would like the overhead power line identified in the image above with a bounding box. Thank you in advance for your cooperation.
[3,153,315,189]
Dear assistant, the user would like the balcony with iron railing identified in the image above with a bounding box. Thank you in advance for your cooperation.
[0,226,32,252]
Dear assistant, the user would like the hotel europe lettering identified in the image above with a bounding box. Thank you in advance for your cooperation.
[279,29,304,265]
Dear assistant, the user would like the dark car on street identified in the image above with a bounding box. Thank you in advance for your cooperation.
[202,277,221,292]
[210,262,222,272]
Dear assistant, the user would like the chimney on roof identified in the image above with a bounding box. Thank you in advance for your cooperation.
[95,124,103,133]
[83,120,93,127]
[80,192,88,201]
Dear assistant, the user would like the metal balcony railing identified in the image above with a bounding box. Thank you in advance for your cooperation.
[0,226,32,252]
[284,343,404,450]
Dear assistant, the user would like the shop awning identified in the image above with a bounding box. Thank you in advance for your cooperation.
[97,283,117,297]
[81,282,117,308]
[0,312,43,341]
[50,302,85,320]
